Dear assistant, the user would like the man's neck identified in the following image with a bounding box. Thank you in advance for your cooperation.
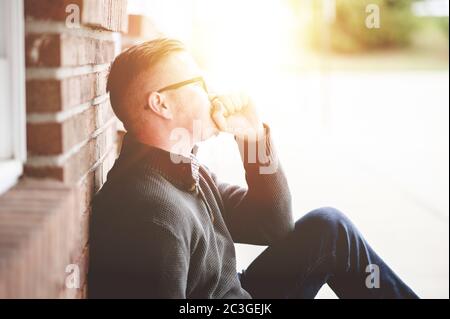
[135,132,194,159]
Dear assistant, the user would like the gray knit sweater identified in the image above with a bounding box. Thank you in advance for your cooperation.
[88,125,294,298]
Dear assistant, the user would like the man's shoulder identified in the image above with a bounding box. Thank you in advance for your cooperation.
[95,167,191,228]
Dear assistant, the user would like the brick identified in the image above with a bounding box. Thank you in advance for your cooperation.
[78,172,96,216]
[23,166,64,182]
[26,107,96,155]
[93,143,117,192]
[25,122,118,183]
[27,122,62,155]
[66,196,91,262]
[26,34,115,67]
[61,73,97,109]
[27,70,110,113]
[74,209,90,260]
[26,34,61,66]
[0,180,76,298]
[26,79,62,113]
[83,0,129,33]
[25,0,128,33]
[27,99,115,155]
[77,148,118,216]
[25,0,83,21]
[61,35,115,66]
[96,99,116,129]
[95,70,109,97]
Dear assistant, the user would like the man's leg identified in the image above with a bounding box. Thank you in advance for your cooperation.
[239,207,419,299]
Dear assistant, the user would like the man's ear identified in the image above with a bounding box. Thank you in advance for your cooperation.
[147,91,173,120]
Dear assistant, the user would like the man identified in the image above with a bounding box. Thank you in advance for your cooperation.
[88,38,418,299]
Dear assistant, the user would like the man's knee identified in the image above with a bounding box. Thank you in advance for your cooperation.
[294,206,354,236]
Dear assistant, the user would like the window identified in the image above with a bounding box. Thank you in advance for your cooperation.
[0,0,26,194]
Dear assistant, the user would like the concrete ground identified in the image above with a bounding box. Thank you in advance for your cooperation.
[198,70,449,299]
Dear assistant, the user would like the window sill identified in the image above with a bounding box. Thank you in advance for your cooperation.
[0,160,23,195]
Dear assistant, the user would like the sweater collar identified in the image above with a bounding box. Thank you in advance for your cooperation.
[118,133,200,192]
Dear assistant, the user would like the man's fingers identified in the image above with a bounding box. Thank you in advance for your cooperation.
[240,92,249,109]
[221,95,235,116]
[211,99,228,131]
[211,93,250,129]
[231,94,243,112]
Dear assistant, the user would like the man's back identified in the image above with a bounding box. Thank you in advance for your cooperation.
[88,135,252,298]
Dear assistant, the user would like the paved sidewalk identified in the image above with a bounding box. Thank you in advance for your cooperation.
[198,70,449,298]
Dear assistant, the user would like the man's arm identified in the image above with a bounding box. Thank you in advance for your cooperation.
[208,124,294,245]
[209,93,294,245]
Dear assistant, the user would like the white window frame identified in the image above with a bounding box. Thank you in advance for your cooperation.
[0,0,26,195]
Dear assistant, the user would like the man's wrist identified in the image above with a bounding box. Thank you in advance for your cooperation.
[234,123,279,175]
[234,122,266,143]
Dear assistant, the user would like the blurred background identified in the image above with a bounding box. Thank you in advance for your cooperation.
[128,0,449,298]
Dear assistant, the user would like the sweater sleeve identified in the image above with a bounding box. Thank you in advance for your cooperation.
[210,124,295,245]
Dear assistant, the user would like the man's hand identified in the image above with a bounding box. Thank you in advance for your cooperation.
[210,92,265,142]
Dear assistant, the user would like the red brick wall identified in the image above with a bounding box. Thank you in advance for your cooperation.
[0,0,127,298]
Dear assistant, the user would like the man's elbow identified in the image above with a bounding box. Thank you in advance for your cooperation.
[264,196,295,244]
[272,214,295,242]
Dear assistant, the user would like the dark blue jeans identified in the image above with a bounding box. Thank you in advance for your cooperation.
[239,207,419,299]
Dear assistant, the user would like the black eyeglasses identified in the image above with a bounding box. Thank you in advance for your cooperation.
[157,76,208,93]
